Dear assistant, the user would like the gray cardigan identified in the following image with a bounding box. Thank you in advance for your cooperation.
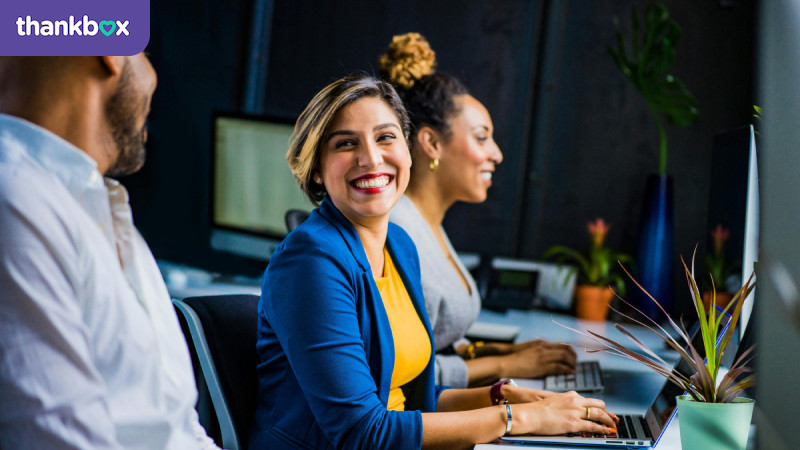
[389,196,481,388]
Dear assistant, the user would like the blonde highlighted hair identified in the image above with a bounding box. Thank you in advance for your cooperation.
[287,75,411,206]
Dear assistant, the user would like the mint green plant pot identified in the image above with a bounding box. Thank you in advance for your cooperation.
[676,395,754,450]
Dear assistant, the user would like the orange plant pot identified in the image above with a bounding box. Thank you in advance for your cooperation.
[701,291,734,311]
[575,285,614,321]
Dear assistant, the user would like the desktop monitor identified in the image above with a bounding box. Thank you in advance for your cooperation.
[706,125,759,334]
[210,112,313,261]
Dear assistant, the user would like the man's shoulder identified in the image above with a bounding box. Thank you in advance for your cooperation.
[0,140,62,194]
[0,149,81,247]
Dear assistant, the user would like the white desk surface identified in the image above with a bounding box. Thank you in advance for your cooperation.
[161,265,755,449]
[473,308,683,450]
[158,260,262,299]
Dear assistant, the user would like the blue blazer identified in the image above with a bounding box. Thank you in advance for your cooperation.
[249,199,447,449]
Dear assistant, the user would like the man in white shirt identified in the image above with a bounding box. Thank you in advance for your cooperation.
[0,55,219,448]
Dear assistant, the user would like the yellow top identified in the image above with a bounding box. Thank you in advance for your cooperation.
[374,248,432,411]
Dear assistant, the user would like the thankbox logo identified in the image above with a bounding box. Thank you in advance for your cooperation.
[1,0,149,56]
[17,16,130,37]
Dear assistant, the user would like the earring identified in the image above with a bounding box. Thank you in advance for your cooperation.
[429,158,439,172]
[313,175,322,185]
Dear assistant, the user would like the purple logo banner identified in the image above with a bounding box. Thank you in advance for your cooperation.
[0,0,149,56]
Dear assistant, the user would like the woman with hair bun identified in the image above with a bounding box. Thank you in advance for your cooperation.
[250,74,617,449]
[384,33,578,389]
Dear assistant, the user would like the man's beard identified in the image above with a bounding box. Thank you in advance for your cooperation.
[105,65,149,178]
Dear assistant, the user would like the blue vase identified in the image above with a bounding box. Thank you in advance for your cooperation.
[633,174,674,319]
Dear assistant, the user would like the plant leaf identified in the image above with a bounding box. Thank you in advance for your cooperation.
[543,245,591,281]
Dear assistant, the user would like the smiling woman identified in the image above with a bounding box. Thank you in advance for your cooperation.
[250,75,616,450]
[318,96,411,242]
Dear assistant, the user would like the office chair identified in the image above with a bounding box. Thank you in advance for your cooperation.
[284,209,310,233]
[173,295,260,450]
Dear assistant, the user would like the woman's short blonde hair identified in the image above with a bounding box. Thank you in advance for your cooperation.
[287,75,411,206]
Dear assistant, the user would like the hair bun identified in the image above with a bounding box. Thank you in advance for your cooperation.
[379,32,436,89]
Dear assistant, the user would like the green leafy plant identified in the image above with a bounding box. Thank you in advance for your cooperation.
[608,2,700,174]
[543,219,634,296]
[567,252,756,403]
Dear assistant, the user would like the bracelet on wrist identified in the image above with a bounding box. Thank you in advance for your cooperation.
[490,378,517,405]
[465,341,484,360]
[504,404,513,435]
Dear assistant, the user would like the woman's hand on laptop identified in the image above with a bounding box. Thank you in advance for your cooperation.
[509,391,618,436]
[498,340,577,379]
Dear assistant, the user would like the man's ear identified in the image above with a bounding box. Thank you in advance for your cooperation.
[99,56,125,77]
[416,126,443,160]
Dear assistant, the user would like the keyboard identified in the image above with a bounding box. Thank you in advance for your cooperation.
[544,360,604,392]
[565,414,647,440]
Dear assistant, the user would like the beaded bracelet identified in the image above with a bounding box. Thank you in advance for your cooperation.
[465,341,484,360]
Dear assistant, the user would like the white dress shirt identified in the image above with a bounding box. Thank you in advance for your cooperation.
[0,114,219,449]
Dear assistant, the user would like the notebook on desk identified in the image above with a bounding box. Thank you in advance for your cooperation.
[502,309,731,448]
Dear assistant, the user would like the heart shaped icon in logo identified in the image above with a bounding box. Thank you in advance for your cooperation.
[99,21,116,36]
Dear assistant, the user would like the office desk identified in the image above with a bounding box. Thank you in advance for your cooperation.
[473,308,685,449]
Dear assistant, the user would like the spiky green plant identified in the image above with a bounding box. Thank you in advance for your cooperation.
[565,251,755,403]
[608,2,700,175]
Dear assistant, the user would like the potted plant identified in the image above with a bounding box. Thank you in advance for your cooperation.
[543,219,633,321]
[573,253,756,450]
[703,224,740,309]
[608,2,700,317]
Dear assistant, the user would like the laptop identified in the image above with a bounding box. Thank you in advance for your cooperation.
[544,360,604,393]
[501,308,731,448]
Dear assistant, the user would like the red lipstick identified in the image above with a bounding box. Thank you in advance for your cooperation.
[349,173,394,194]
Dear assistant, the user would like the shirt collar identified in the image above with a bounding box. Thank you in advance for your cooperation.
[318,198,372,273]
[0,113,104,195]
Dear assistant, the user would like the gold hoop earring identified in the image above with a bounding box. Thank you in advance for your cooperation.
[429,158,439,172]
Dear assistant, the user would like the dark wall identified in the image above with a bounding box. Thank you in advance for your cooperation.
[513,0,754,314]
[124,0,755,299]
[262,0,547,256]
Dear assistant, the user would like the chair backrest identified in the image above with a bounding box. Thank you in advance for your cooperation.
[174,295,260,450]
[284,209,310,233]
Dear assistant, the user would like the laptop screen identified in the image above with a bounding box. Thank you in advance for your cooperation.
[646,359,693,433]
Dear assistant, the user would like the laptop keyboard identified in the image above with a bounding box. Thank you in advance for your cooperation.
[564,414,646,440]
[544,361,603,392]
[616,415,635,439]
